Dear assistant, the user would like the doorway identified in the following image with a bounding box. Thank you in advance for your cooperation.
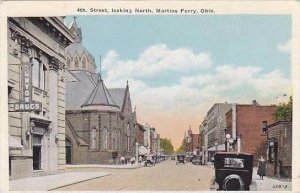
[65,138,72,164]
[32,134,42,170]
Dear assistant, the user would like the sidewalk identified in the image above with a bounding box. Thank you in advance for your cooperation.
[66,163,142,169]
[250,167,292,191]
[10,171,111,191]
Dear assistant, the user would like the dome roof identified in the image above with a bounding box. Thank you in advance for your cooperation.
[66,42,94,60]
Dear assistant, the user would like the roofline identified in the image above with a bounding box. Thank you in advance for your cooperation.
[267,120,292,128]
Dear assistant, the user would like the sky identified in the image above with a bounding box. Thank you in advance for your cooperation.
[65,15,291,149]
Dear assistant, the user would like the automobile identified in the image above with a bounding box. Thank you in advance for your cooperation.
[176,154,186,165]
[211,152,253,191]
[144,155,155,167]
[191,155,202,165]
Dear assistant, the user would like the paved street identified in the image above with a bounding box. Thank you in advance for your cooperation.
[55,160,214,191]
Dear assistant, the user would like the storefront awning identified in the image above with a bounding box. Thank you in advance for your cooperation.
[207,144,225,151]
[9,135,23,150]
[138,146,149,155]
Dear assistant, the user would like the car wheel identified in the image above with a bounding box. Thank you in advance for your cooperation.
[222,174,245,191]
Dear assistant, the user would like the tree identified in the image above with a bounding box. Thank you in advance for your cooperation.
[273,96,292,121]
[160,138,174,155]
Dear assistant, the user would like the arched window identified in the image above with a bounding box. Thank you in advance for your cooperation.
[82,57,86,69]
[66,58,70,68]
[90,127,96,150]
[116,131,120,150]
[101,127,107,150]
[74,57,79,68]
[127,124,130,151]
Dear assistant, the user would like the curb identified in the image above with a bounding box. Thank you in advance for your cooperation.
[48,173,112,191]
[66,164,142,169]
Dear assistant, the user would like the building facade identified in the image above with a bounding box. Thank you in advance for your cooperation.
[265,121,292,178]
[8,17,74,179]
[200,103,232,162]
[225,101,276,161]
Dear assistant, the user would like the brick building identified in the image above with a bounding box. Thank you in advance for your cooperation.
[64,19,137,164]
[225,101,276,161]
[136,123,145,146]
[8,17,74,179]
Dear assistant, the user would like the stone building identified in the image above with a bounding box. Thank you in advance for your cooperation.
[8,17,74,179]
[200,103,232,163]
[225,100,276,161]
[64,19,137,164]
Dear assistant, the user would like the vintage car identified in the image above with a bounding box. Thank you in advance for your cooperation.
[211,152,253,191]
[176,154,186,164]
[191,155,202,165]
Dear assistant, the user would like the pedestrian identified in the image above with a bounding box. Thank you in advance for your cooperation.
[257,155,266,180]
[131,156,136,165]
[139,155,143,166]
[120,156,125,165]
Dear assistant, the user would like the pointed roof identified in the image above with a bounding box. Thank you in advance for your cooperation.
[82,78,118,107]
[69,16,82,43]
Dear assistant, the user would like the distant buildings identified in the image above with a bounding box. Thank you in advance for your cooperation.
[200,100,278,165]
[181,126,201,157]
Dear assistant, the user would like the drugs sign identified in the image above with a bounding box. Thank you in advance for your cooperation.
[9,62,42,112]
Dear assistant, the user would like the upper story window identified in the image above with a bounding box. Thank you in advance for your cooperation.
[90,127,97,150]
[66,58,70,68]
[31,58,46,90]
[74,57,79,68]
[82,57,86,69]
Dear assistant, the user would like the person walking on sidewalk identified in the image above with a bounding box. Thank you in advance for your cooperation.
[257,155,266,180]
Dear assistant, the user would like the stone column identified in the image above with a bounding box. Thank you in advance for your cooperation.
[48,56,59,173]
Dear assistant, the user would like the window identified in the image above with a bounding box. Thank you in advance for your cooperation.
[116,131,120,150]
[31,58,46,90]
[74,57,79,68]
[101,128,107,150]
[82,57,86,69]
[66,58,70,68]
[112,130,116,150]
[90,127,96,150]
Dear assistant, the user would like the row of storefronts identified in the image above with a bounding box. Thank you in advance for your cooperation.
[199,101,292,178]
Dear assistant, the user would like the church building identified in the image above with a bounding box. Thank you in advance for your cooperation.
[64,19,137,164]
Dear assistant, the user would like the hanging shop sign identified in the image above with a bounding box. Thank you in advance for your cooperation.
[9,62,42,112]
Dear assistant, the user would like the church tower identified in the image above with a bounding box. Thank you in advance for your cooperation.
[65,17,96,73]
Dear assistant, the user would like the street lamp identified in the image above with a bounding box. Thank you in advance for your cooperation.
[214,142,218,153]
[225,134,235,152]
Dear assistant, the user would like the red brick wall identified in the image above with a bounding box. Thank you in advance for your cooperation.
[236,105,276,156]
[136,127,145,146]
[192,134,200,150]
